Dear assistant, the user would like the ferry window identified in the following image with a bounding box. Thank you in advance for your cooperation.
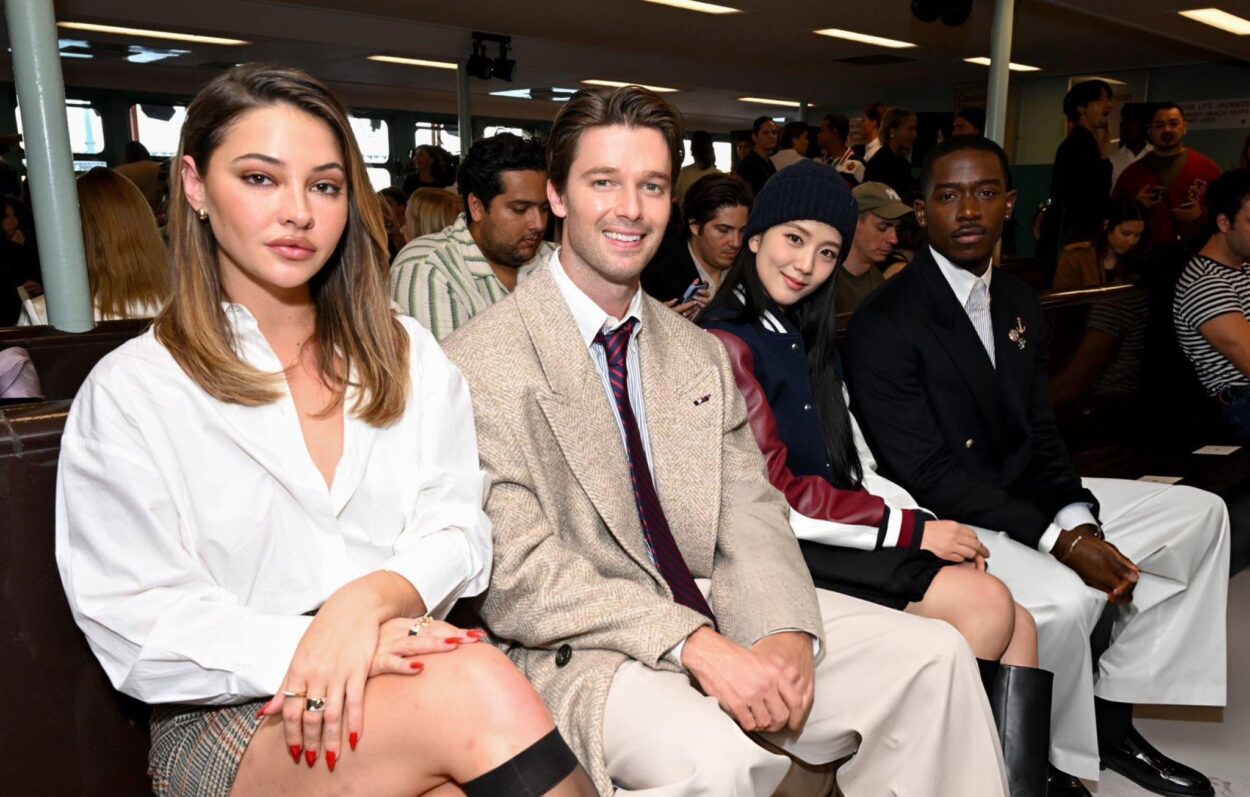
[484,125,525,138]
[349,116,389,165]
[14,99,106,154]
[679,138,732,172]
[130,104,187,158]
[415,122,459,155]
[366,167,393,191]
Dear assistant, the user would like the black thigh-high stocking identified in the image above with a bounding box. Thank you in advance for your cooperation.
[461,728,597,797]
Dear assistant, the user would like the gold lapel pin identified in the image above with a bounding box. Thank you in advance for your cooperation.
[1007,317,1027,350]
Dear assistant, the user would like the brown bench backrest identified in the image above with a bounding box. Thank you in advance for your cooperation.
[1,405,152,793]
[0,320,151,401]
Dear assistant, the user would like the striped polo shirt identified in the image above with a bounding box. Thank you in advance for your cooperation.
[388,213,556,341]
[1174,254,1250,395]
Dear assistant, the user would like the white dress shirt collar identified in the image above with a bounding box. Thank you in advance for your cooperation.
[550,248,646,349]
[931,245,993,307]
[687,241,717,289]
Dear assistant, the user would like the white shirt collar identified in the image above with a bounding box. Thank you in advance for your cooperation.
[930,245,992,307]
[686,241,717,289]
[549,248,645,349]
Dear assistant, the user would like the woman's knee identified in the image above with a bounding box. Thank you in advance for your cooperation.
[430,644,554,734]
[932,569,1015,658]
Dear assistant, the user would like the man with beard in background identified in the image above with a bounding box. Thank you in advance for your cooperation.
[390,133,554,341]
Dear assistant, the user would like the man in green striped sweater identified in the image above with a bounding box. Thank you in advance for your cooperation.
[390,133,555,340]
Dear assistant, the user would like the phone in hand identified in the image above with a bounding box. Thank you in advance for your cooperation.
[680,279,709,304]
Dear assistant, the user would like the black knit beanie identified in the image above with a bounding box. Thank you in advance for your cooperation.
[743,159,860,258]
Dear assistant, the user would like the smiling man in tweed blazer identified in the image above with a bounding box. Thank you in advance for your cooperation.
[444,86,1007,797]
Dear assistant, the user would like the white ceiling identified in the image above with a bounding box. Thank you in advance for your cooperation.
[0,0,1245,129]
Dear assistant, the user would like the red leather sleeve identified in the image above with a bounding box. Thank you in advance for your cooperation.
[709,329,889,531]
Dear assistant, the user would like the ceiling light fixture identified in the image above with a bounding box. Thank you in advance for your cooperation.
[1178,8,1250,35]
[582,79,678,92]
[738,97,802,108]
[57,21,249,46]
[964,56,1040,72]
[643,0,741,14]
[368,55,458,70]
[813,28,916,48]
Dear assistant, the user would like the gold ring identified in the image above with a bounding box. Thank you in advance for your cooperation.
[281,690,306,698]
[305,697,326,712]
[408,615,435,637]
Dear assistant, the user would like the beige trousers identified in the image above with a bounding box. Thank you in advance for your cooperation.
[602,587,1008,797]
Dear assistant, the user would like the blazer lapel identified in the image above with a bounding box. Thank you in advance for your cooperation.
[989,280,1032,422]
[916,253,1008,444]
[636,298,721,573]
[516,265,661,581]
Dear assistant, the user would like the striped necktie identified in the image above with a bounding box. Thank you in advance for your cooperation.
[595,320,718,626]
[966,279,996,367]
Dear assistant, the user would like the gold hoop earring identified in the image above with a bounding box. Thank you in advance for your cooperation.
[197,207,209,222]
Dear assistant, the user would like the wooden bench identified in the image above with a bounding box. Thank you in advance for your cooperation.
[2,400,152,795]
[2,321,153,794]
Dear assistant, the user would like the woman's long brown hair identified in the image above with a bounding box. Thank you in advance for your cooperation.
[154,64,408,426]
[76,167,169,318]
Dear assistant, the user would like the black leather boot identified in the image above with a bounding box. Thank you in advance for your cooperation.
[988,664,1054,797]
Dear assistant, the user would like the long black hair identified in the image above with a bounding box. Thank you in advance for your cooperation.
[705,232,864,489]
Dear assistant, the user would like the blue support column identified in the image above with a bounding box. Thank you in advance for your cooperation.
[5,0,93,331]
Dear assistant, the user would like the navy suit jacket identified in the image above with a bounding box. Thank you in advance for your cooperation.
[844,247,1097,548]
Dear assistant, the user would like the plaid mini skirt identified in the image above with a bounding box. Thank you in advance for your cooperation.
[148,699,266,797]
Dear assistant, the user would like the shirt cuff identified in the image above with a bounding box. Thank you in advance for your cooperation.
[667,638,686,668]
[1039,503,1098,553]
[232,613,316,696]
[1054,503,1099,534]
[381,530,476,619]
[1037,524,1063,554]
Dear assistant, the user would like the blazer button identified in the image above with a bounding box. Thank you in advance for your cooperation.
[803,403,813,411]
[790,343,799,351]
[965,438,975,449]
[555,644,572,667]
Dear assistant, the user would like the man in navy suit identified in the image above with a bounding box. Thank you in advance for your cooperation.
[846,135,1228,797]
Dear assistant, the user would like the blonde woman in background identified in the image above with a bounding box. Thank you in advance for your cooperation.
[19,167,168,325]
[403,187,461,241]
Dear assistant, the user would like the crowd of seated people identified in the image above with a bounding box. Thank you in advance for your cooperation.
[1,56,1242,797]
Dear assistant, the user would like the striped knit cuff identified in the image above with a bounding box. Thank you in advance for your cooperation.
[877,508,932,549]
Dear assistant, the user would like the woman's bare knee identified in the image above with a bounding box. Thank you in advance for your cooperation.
[920,568,1015,659]
[1001,602,1039,667]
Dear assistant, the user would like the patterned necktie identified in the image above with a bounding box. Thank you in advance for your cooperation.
[595,320,718,626]
[966,279,996,367]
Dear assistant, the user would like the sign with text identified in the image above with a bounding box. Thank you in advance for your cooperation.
[1183,98,1250,131]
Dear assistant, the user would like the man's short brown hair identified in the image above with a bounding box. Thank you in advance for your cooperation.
[546,86,685,194]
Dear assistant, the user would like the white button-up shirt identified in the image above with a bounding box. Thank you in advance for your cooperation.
[931,246,1096,551]
[56,307,491,705]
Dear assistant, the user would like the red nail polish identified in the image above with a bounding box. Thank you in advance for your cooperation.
[326,751,337,772]
[256,706,267,718]
[444,637,463,644]
[467,630,488,639]
[289,745,301,764]
[410,661,424,671]
[305,750,317,768]
[349,732,358,751]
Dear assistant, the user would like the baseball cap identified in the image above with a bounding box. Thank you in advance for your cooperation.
[852,182,913,220]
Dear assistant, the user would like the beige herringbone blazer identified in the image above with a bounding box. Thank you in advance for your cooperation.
[444,261,822,794]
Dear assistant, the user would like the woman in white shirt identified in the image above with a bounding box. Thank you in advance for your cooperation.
[56,64,593,797]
